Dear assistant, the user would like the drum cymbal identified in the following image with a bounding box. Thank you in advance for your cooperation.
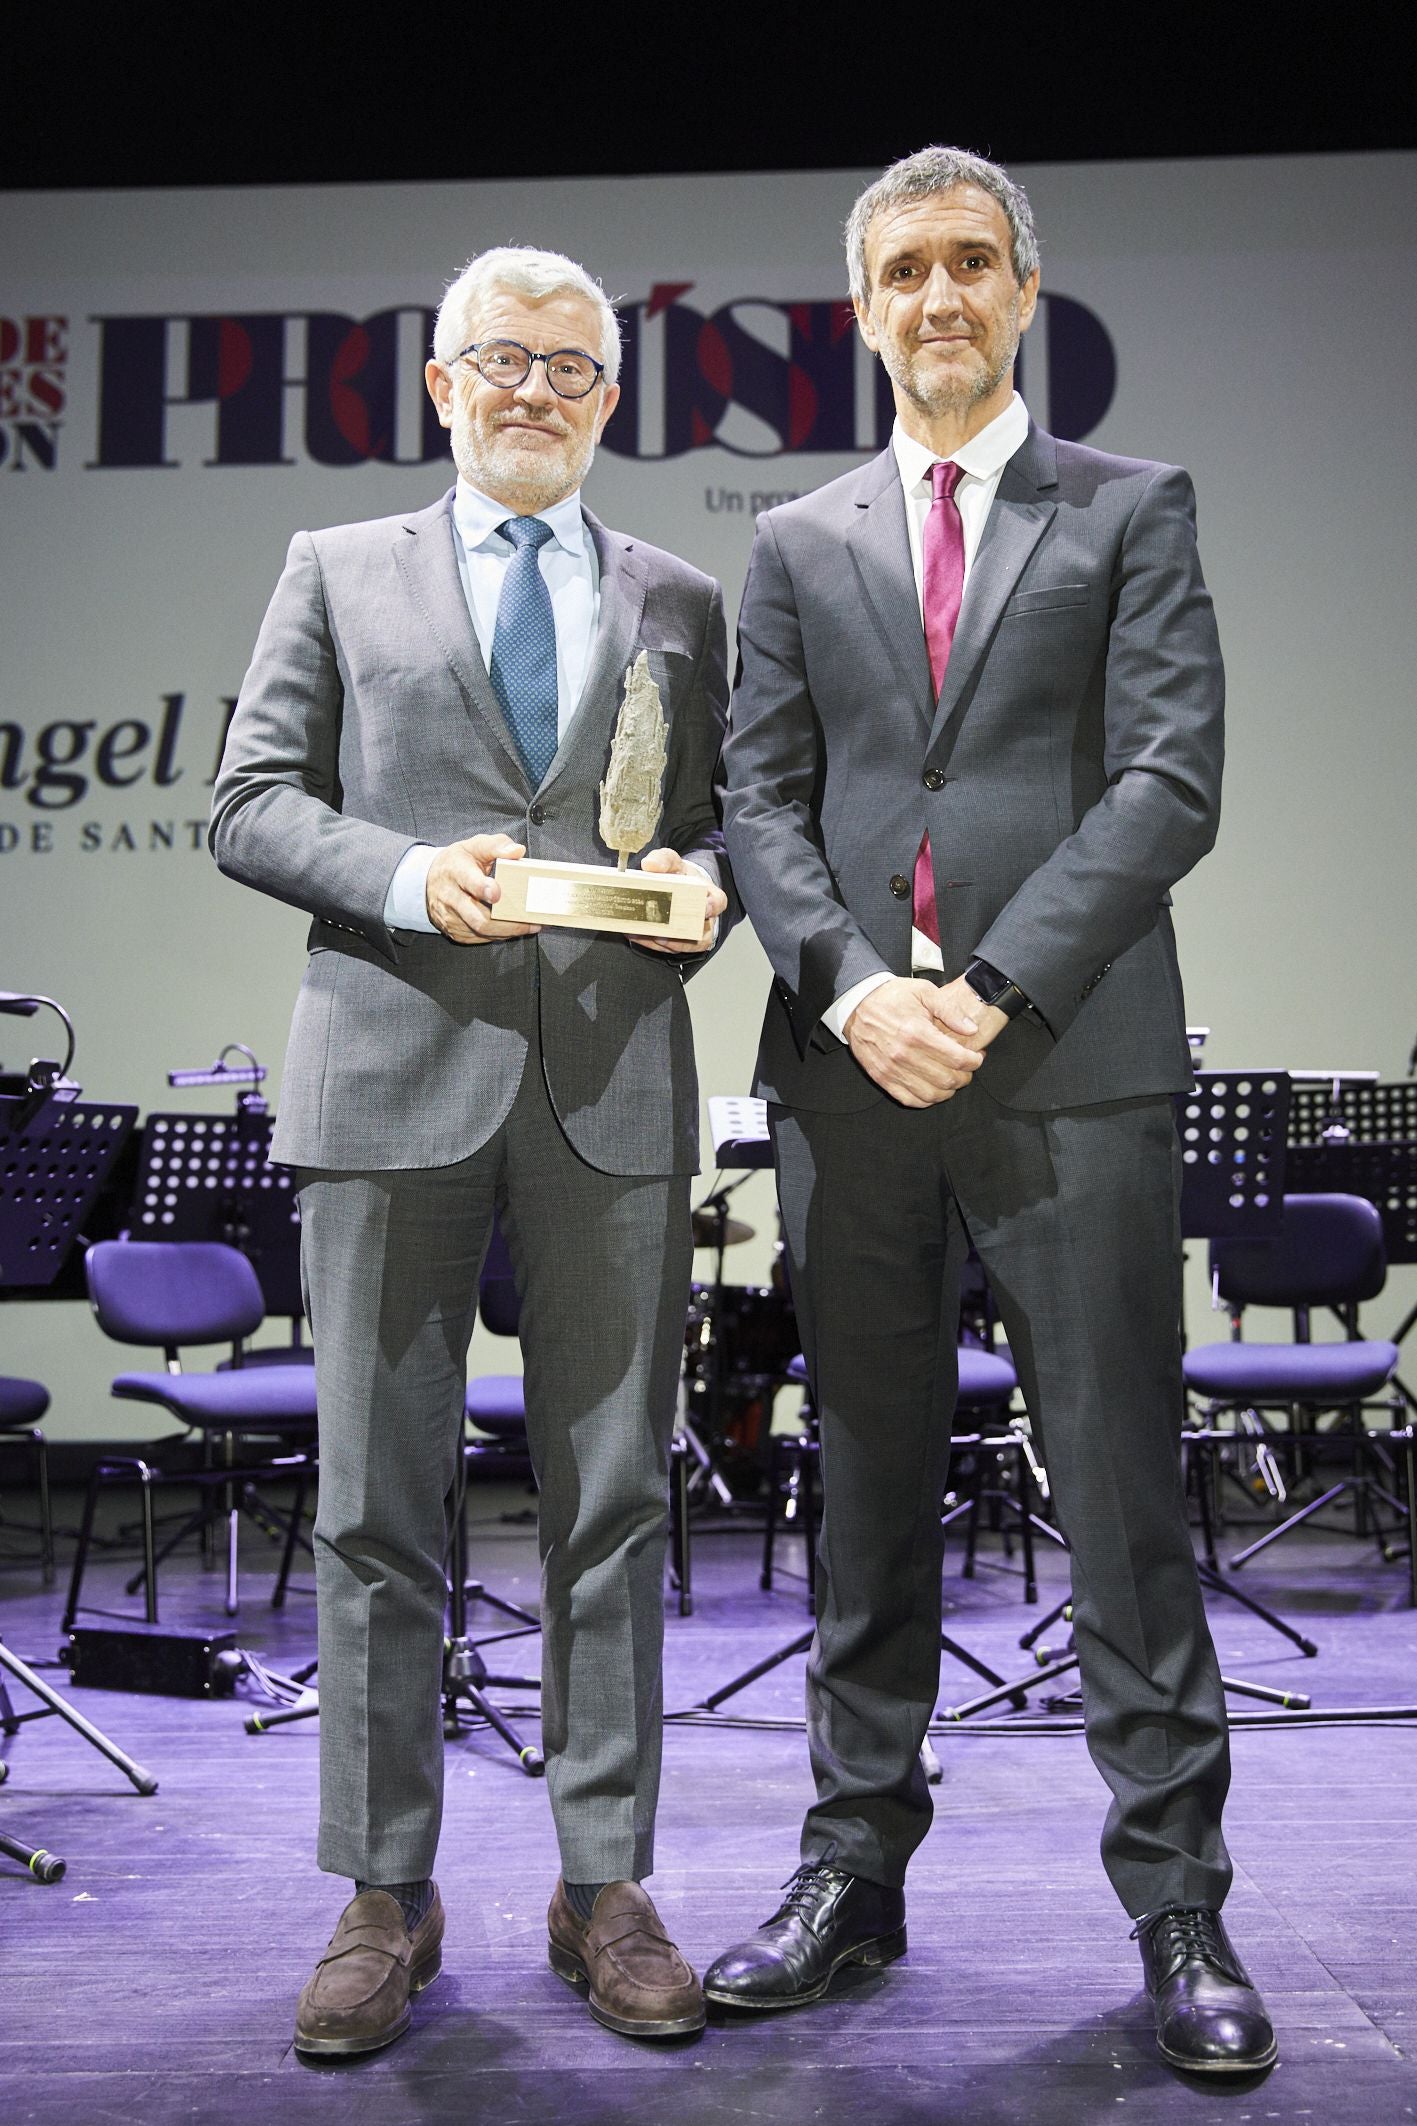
[691,1209,755,1248]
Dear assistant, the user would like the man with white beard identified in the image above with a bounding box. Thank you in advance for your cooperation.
[211,246,730,2055]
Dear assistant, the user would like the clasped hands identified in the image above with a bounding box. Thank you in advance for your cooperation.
[845,976,1010,1108]
[424,833,726,954]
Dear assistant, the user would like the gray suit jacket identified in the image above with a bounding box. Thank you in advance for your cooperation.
[720,424,1224,1113]
[211,489,731,1174]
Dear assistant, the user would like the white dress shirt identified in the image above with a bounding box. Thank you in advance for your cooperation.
[383,477,600,932]
[821,391,1031,1042]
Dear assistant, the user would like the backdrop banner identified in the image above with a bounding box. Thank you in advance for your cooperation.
[4,154,1415,1433]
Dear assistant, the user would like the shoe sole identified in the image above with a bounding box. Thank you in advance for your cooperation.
[547,1938,707,2038]
[1156,2032,1278,2075]
[292,1945,443,2058]
[702,1925,908,2012]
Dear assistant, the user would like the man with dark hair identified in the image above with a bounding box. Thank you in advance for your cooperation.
[709,147,1275,2076]
[213,244,729,2054]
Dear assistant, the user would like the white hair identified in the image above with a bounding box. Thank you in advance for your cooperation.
[432,245,621,384]
[845,146,1040,305]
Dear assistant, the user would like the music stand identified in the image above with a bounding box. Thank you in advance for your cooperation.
[1287,1076,1417,1412]
[1167,1069,1327,1655]
[131,1115,302,1327]
[0,1092,138,1290]
[126,1058,310,1585]
[0,1081,158,1863]
[923,1073,1317,1724]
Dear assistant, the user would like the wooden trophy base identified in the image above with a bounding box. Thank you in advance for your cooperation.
[492,856,710,942]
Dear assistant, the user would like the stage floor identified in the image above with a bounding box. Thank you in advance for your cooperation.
[2,1486,1415,2124]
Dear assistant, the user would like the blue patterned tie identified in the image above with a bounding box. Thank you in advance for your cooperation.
[489,516,558,789]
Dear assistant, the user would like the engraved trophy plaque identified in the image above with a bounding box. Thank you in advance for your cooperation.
[492,651,712,942]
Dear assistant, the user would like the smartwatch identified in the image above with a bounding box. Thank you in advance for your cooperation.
[963,959,1030,1021]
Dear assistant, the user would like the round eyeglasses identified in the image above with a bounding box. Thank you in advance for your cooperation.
[452,338,605,401]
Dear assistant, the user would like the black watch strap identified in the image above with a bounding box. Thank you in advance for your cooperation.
[964,959,1030,1020]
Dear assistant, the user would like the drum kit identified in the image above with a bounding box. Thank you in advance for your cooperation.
[677,1098,804,1512]
[680,1196,799,1507]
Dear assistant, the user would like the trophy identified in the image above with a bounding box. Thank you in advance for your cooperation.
[492,652,712,942]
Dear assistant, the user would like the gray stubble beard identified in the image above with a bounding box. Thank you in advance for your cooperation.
[451,402,599,515]
[885,310,1021,423]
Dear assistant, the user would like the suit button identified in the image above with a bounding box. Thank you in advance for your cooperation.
[889,873,910,899]
[528,802,545,826]
[923,767,945,790]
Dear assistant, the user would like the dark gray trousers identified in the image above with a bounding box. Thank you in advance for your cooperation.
[771,1081,1232,1919]
[298,1053,691,1887]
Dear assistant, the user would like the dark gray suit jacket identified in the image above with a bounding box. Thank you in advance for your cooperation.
[211,489,731,1174]
[720,424,1223,1112]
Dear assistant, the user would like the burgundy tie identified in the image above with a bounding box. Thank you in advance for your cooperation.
[912,459,965,948]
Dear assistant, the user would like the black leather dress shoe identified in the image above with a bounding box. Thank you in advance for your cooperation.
[703,1863,906,2010]
[1134,1905,1277,2073]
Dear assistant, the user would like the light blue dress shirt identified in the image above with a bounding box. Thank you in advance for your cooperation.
[382,477,601,932]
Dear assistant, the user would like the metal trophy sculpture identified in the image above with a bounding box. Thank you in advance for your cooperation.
[600,651,670,869]
[493,652,711,941]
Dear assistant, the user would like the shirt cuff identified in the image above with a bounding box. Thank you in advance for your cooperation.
[822,971,893,1044]
[383,843,438,933]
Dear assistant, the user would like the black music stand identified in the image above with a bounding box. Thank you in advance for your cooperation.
[1287,1076,1417,1415]
[0,1078,157,1867]
[923,1073,1316,1724]
[0,1091,138,1292]
[1176,1069,1290,1523]
[131,1110,303,1330]
[1173,1071,1324,1653]
[121,1058,312,1586]
[1176,1069,1289,1243]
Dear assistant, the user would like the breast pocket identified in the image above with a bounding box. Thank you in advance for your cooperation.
[641,644,696,698]
[1000,583,1092,619]
[635,648,697,745]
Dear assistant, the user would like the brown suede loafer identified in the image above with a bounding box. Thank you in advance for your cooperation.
[547,1879,705,2038]
[294,1885,445,2057]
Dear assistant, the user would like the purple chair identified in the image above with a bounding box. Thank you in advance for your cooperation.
[65,1241,319,1627]
[1183,1193,1407,1587]
[463,1219,533,1461]
[0,1375,54,1583]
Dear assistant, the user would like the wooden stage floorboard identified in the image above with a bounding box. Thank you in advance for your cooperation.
[2,1486,1415,2123]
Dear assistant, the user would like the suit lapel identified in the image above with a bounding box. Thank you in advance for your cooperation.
[392,488,529,788]
[928,426,1058,752]
[541,509,648,800]
[845,451,935,729]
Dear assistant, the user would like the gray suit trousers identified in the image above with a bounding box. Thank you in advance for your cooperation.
[298,1049,691,1886]
[772,1082,1232,1919]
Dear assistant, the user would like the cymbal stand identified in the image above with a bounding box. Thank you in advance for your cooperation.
[442,1451,545,1775]
[245,1456,546,1773]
